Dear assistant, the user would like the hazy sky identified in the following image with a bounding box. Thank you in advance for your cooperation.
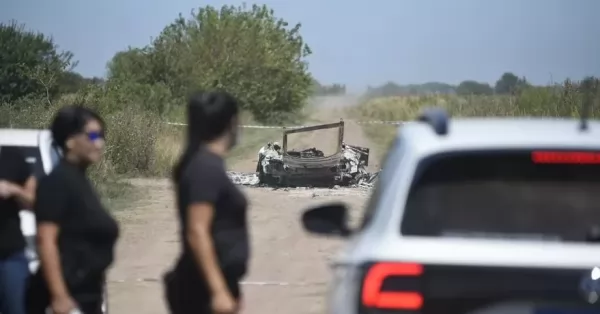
[2,0,599,91]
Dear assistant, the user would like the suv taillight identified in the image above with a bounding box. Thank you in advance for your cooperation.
[361,262,424,311]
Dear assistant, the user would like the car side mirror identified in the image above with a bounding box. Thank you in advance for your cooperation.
[301,203,352,237]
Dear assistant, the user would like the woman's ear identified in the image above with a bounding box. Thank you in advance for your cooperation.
[65,137,75,151]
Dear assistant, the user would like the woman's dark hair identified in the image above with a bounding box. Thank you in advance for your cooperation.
[172,90,240,182]
[50,105,105,151]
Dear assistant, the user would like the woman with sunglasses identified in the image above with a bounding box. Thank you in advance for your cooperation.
[26,105,119,314]
[164,91,250,314]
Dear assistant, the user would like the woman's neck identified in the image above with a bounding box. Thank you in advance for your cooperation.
[205,138,228,158]
[64,153,88,171]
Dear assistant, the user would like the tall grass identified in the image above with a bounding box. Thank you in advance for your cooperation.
[151,111,284,176]
[0,96,163,206]
[0,87,308,205]
[350,83,600,155]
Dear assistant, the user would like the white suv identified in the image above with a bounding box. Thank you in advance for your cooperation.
[302,109,600,314]
[0,129,108,314]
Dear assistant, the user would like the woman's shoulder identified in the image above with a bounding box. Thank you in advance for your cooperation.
[182,151,227,182]
[39,162,69,186]
[190,150,224,170]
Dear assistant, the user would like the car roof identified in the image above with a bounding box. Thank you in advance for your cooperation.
[399,117,600,155]
[0,129,50,147]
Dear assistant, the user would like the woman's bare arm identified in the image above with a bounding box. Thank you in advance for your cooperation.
[186,202,230,296]
[11,176,37,209]
[37,222,70,299]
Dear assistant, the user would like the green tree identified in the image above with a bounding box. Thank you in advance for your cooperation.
[494,72,530,94]
[107,4,313,122]
[456,80,493,95]
[366,82,404,98]
[364,81,457,99]
[56,71,104,95]
[312,79,346,95]
[580,76,600,96]
[494,72,518,94]
[0,20,75,103]
[580,76,600,114]
[106,48,154,85]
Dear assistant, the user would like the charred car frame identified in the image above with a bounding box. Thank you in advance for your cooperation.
[256,120,370,187]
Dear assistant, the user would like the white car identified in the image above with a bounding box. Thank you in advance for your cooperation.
[0,129,108,314]
[302,109,600,314]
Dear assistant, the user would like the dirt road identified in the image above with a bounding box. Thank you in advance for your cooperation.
[107,100,379,314]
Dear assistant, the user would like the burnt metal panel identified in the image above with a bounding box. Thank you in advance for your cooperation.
[282,120,345,154]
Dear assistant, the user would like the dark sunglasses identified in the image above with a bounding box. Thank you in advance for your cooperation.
[86,131,105,141]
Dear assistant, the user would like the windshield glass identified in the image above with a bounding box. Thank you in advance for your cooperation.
[401,150,600,242]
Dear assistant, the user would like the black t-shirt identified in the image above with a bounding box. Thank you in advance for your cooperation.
[34,160,119,293]
[0,146,33,258]
[175,147,250,286]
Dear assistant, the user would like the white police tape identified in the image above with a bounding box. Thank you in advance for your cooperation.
[356,121,404,125]
[165,120,404,129]
[165,122,290,129]
[108,277,324,287]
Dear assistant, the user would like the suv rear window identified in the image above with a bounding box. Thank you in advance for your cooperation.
[401,150,600,242]
[3,146,45,179]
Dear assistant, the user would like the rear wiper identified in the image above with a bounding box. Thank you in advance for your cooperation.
[586,225,600,243]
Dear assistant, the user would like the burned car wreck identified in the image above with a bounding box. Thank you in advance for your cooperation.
[256,120,371,187]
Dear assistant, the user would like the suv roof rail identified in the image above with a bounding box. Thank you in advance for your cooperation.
[417,107,449,135]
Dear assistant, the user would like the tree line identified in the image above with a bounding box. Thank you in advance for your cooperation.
[365,72,599,99]
[311,79,346,96]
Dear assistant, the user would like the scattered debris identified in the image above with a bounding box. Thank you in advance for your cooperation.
[227,171,260,186]
[355,171,379,188]
[255,120,373,187]
[225,170,380,189]
[226,171,378,200]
